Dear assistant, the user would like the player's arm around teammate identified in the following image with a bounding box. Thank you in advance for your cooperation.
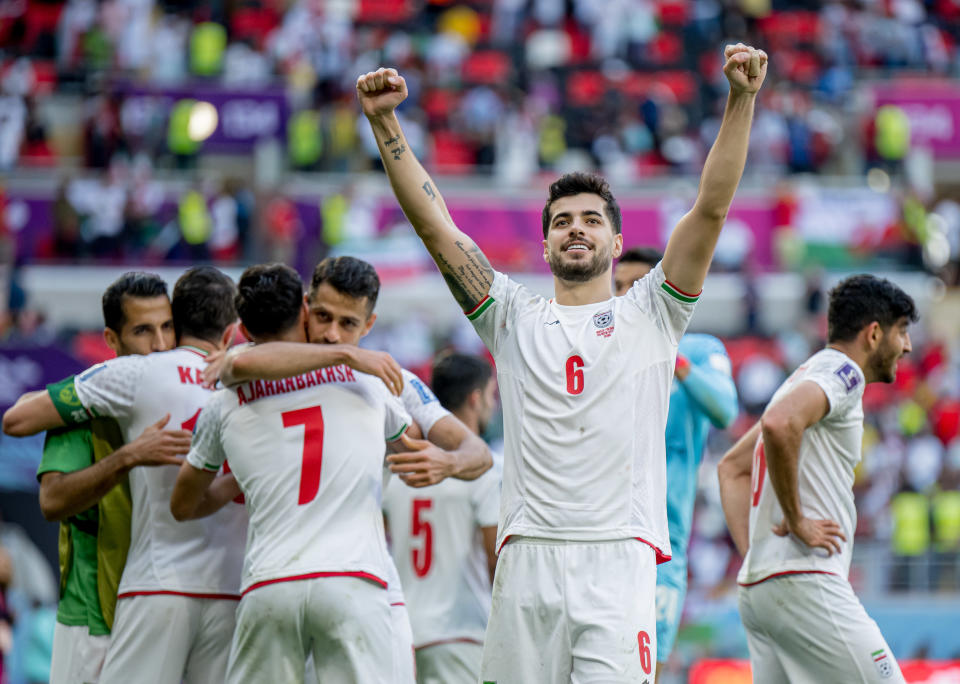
[206,342,492,483]
[205,340,404,396]
[356,68,494,313]
[41,414,190,521]
[659,44,767,295]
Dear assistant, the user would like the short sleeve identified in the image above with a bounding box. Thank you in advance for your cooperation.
[805,357,864,420]
[471,469,501,528]
[622,262,698,346]
[384,394,412,443]
[400,369,450,438]
[37,426,93,479]
[464,271,539,357]
[185,394,227,473]
[74,355,148,422]
[47,376,93,427]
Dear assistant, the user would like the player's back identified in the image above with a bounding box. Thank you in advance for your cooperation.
[75,346,247,597]
[383,465,500,647]
[209,365,409,594]
[739,348,865,586]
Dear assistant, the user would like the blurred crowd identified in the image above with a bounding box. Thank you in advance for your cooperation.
[0,0,958,177]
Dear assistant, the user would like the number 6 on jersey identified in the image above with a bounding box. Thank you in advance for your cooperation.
[282,405,325,505]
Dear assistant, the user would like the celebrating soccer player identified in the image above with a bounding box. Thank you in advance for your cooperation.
[718,275,916,683]
[357,41,767,680]
[383,352,501,683]
[3,267,247,684]
[171,264,412,682]
[5,273,189,684]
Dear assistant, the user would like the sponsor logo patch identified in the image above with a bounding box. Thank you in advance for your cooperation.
[593,310,614,338]
[409,377,438,405]
[835,362,860,392]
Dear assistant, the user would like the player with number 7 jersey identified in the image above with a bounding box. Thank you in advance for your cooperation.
[173,264,412,683]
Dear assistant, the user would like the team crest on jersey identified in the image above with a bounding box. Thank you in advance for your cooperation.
[593,310,614,338]
[872,648,893,678]
[835,362,860,392]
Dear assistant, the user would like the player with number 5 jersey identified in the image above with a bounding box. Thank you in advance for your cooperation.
[358,41,768,681]
[171,264,411,684]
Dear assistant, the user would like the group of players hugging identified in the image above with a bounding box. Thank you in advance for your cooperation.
[3,43,916,683]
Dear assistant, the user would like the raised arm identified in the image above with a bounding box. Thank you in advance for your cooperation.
[661,44,767,295]
[205,342,404,396]
[717,420,760,556]
[357,68,494,313]
[761,381,846,555]
[40,415,190,522]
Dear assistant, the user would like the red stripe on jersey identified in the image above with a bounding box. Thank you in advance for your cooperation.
[241,571,388,596]
[117,590,240,601]
[663,278,702,298]
[737,570,838,587]
[390,602,405,607]
[635,537,671,565]
[415,637,484,651]
[496,535,513,555]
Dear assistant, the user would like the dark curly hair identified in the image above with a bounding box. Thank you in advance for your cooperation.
[827,274,918,343]
[236,264,304,338]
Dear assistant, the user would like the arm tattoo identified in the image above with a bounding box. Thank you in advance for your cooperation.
[383,135,401,147]
[434,240,494,311]
[390,144,406,161]
[422,182,436,201]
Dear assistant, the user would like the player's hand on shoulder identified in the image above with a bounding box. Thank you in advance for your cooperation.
[773,515,846,556]
[127,414,193,468]
[723,43,768,95]
[356,67,408,119]
[387,432,455,487]
[202,349,227,389]
[344,347,403,396]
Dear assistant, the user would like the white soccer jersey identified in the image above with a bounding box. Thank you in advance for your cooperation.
[74,346,248,598]
[383,368,451,606]
[738,348,866,586]
[185,364,411,594]
[383,467,500,647]
[466,262,695,558]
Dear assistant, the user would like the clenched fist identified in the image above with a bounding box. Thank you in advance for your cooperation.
[357,67,409,119]
[723,43,768,95]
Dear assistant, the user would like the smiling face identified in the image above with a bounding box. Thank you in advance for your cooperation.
[543,193,623,283]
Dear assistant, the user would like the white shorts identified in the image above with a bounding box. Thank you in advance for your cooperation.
[228,576,393,684]
[415,641,483,684]
[738,572,906,684]
[391,601,416,683]
[50,622,110,684]
[99,593,237,684]
[480,537,657,683]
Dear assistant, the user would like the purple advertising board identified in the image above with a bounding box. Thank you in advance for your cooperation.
[873,80,960,159]
[118,83,289,152]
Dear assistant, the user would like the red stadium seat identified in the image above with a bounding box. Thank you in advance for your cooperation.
[461,50,510,85]
[566,70,606,107]
[356,0,415,24]
[431,129,475,173]
[230,8,280,49]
